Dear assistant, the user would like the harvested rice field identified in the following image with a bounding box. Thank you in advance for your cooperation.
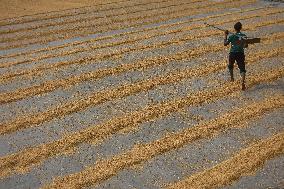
[0,0,284,188]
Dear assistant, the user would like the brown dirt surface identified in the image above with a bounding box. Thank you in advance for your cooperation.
[0,0,104,20]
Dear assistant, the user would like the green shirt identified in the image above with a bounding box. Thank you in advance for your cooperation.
[227,32,247,53]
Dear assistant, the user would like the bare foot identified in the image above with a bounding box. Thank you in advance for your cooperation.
[241,83,246,91]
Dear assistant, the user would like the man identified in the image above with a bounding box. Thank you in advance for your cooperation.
[224,22,247,90]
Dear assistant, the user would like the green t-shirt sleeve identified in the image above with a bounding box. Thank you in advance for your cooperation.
[227,35,233,43]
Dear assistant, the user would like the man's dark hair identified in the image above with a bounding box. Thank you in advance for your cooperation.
[234,22,242,31]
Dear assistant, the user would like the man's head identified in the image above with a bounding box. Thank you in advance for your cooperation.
[234,22,242,32]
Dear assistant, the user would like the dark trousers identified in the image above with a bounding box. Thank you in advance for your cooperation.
[228,52,246,73]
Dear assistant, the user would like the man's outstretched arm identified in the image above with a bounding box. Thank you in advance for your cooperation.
[224,30,230,46]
